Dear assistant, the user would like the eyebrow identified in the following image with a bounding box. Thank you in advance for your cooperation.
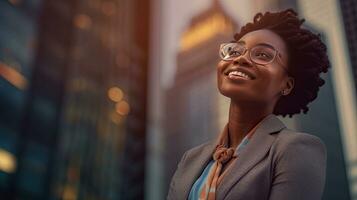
[236,40,276,50]
[236,40,245,45]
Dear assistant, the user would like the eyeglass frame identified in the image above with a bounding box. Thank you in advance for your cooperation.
[219,42,289,73]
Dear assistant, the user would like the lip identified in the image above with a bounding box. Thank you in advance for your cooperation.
[224,67,256,80]
[226,73,251,81]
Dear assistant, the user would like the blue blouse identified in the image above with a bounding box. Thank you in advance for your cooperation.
[188,135,251,199]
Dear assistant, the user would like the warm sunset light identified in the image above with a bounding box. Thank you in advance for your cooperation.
[108,86,124,102]
[74,14,92,30]
[115,100,130,116]
[180,13,233,51]
[0,62,28,90]
[0,148,16,173]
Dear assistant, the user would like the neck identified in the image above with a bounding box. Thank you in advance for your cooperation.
[227,100,273,149]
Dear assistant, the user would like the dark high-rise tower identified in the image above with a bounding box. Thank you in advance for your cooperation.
[0,0,150,199]
[339,0,357,95]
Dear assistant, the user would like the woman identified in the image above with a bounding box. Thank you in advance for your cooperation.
[167,8,330,200]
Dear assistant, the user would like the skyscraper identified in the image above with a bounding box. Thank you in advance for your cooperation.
[164,0,239,196]
[0,0,150,199]
[339,0,357,93]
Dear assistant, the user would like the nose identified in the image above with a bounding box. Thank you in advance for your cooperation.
[232,53,253,67]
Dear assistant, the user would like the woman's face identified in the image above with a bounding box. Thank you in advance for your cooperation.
[217,29,294,106]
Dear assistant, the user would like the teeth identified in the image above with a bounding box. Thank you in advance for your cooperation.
[228,71,251,79]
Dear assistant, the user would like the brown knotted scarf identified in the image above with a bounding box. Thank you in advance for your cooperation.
[198,122,261,200]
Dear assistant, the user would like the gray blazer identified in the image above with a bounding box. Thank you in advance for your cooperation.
[167,114,327,200]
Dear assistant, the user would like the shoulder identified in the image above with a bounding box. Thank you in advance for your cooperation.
[268,128,327,199]
[272,128,327,167]
[274,128,326,152]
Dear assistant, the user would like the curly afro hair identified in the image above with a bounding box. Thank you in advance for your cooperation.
[234,8,331,118]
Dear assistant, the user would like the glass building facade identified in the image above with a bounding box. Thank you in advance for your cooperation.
[0,0,149,199]
[0,0,45,198]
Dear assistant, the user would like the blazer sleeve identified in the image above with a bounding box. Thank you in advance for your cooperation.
[269,133,327,200]
[167,151,188,200]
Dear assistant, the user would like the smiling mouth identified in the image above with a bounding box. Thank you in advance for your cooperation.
[225,71,253,80]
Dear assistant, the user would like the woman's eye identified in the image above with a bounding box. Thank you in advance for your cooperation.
[257,53,268,57]
[229,51,241,56]
[254,51,272,59]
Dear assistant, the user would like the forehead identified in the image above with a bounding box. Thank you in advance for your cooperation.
[238,29,288,59]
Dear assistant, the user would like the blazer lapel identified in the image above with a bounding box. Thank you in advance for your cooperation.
[216,114,286,199]
[181,140,216,199]
[181,124,230,199]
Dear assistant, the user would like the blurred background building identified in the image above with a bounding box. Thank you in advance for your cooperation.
[0,0,356,200]
[0,0,149,199]
[164,0,239,189]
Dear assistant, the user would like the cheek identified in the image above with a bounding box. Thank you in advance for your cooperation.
[216,61,228,87]
[255,70,284,97]
[217,60,227,73]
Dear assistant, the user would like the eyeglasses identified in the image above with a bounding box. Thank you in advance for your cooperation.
[219,42,288,71]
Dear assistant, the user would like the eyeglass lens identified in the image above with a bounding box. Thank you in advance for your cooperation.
[220,43,276,65]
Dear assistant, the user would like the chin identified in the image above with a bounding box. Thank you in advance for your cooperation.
[218,85,252,102]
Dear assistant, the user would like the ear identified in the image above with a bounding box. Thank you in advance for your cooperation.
[283,76,295,95]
